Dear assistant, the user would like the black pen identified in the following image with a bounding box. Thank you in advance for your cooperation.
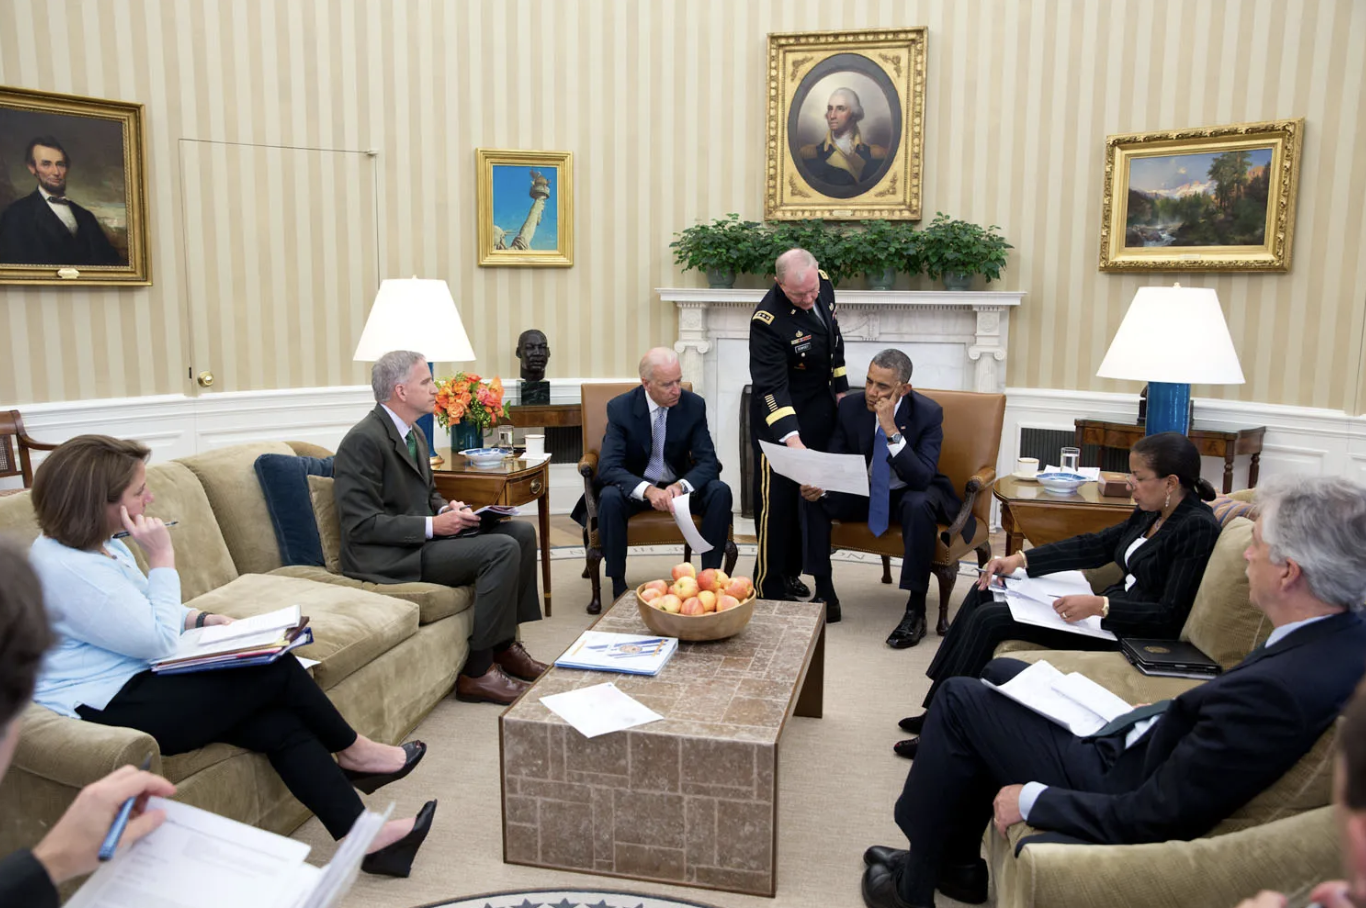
[97,753,154,861]
[113,520,177,540]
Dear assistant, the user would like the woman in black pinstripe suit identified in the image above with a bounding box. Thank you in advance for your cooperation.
[895,432,1220,757]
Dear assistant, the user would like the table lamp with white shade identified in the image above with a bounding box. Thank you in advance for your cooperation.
[1096,284,1245,436]
[353,277,477,463]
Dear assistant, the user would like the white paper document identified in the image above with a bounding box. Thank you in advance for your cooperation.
[197,604,301,645]
[67,797,387,908]
[983,660,1132,737]
[669,492,713,554]
[996,570,1118,641]
[759,440,870,496]
[540,682,664,738]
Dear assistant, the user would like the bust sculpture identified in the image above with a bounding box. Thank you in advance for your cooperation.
[515,329,550,382]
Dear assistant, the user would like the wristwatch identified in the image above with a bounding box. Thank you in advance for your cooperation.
[888,432,903,445]
[1101,597,1110,619]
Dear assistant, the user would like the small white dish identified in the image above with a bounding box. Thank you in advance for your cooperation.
[1011,471,1040,482]
[1036,471,1087,495]
[462,447,508,467]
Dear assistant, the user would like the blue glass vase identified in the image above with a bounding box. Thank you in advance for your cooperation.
[450,419,482,452]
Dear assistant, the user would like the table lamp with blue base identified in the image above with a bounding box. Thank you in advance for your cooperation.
[1096,284,1244,436]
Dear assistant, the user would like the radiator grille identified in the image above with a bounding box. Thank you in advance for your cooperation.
[1017,428,1129,472]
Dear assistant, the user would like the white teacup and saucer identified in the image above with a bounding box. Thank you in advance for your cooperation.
[1012,457,1040,482]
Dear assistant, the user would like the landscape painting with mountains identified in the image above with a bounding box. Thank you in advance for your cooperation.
[1124,146,1273,248]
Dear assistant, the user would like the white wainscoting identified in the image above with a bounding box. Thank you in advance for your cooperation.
[10,386,1366,524]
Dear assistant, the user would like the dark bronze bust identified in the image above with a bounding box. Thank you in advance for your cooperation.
[515,329,550,382]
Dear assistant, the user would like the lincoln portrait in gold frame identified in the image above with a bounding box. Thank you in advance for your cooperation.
[0,84,150,286]
[766,28,927,221]
[1099,118,1303,272]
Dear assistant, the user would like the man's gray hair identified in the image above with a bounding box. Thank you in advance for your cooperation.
[1257,475,1366,610]
[829,87,865,123]
[775,248,818,284]
[638,347,680,381]
[371,350,425,403]
[870,348,913,383]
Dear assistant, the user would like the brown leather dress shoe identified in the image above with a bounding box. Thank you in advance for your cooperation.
[494,641,549,681]
[455,664,528,705]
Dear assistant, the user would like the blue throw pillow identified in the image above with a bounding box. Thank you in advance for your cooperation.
[253,454,334,566]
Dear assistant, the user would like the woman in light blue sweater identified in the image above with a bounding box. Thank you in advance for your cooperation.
[28,436,436,878]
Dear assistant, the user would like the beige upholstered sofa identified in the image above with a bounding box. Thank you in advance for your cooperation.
[989,514,1341,908]
[0,441,475,863]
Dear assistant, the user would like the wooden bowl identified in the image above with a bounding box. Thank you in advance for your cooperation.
[634,584,757,642]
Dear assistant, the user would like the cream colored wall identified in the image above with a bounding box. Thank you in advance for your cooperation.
[1,0,1363,411]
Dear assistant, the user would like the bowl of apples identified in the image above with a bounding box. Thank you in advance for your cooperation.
[635,564,757,642]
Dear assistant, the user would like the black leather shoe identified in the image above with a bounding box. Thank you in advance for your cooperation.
[898,713,927,734]
[786,575,812,598]
[861,861,928,908]
[863,844,909,868]
[893,737,919,759]
[937,857,989,905]
[812,597,841,623]
[361,798,437,878]
[342,740,427,795]
[886,612,928,649]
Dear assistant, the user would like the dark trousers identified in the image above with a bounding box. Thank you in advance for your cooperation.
[752,447,804,600]
[894,659,1130,881]
[802,487,946,596]
[597,480,732,581]
[78,658,364,839]
[420,520,542,650]
[923,584,1120,707]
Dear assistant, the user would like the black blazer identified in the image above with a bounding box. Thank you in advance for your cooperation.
[1023,494,1222,638]
[0,190,123,266]
[572,387,721,523]
[1030,610,1366,844]
[0,850,58,908]
[827,390,969,540]
[333,405,448,583]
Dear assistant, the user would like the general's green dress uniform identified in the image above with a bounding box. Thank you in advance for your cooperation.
[748,271,849,600]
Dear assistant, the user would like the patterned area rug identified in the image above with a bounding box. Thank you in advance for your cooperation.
[416,891,722,908]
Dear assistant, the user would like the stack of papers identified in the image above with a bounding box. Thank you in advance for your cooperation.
[152,605,313,674]
[994,570,1117,641]
[67,798,389,908]
[984,660,1133,736]
[554,631,679,676]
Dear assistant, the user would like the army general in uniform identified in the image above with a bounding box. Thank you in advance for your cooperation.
[749,248,849,602]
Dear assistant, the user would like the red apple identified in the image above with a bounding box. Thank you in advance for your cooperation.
[697,569,722,592]
[672,576,700,600]
[671,562,696,581]
[644,579,669,595]
[724,577,751,600]
[657,594,682,613]
[681,596,704,616]
[716,594,741,612]
[697,590,717,612]
[640,588,662,603]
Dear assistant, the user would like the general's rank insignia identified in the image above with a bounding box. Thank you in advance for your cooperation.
[753,310,775,325]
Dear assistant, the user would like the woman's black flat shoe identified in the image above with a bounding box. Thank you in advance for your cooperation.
[361,798,436,878]
[898,713,927,734]
[343,741,427,795]
[893,737,920,760]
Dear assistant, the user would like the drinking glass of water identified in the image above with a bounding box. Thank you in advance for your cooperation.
[1060,446,1081,473]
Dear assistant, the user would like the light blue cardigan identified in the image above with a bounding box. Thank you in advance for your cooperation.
[29,535,190,718]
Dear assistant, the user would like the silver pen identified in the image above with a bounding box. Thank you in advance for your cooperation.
[113,520,177,539]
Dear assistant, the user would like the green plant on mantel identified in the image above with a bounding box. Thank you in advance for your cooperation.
[917,212,1013,283]
[669,213,770,279]
[852,219,921,277]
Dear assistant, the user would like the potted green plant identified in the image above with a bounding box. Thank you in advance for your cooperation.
[769,219,856,286]
[853,220,920,290]
[917,212,1012,290]
[670,213,771,288]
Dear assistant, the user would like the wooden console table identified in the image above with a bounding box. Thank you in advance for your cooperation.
[1074,419,1265,494]
[430,449,552,616]
[993,475,1133,555]
[506,403,581,429]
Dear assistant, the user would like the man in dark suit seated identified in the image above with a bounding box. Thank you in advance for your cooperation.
[334,350,547,707]
[860,475,1366,908]
[799,349,965,646]
[572,348,731,600]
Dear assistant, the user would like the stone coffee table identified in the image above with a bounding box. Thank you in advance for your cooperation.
[499,596,825,897]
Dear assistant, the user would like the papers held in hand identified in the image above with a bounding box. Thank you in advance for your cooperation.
[992,569,1118,642]
[757,440,870,497]
[151,604,312,674]
[983,660,1133,737]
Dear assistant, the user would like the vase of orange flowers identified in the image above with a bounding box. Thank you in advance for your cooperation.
[434,372,506,452]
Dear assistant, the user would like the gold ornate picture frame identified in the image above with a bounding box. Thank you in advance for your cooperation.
[765,28,927,221]
[476,148,573,267]
[1099,118,1303,272]
[0,85,150,286]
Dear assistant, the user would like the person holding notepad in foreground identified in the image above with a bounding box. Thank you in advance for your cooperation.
[895,432,1220,758]
[861,476,1366,908]
[25,437,438,878]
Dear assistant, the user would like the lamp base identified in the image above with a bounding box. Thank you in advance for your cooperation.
[1145,381,1191,435]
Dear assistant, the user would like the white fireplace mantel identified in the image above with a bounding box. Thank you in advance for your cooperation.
[661,286,1025,497]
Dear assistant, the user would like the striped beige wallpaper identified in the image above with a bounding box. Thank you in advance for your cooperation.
[1,0,1363,411]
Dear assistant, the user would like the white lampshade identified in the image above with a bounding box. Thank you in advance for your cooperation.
[1097,284,1245,385]
[352,277,476,363]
